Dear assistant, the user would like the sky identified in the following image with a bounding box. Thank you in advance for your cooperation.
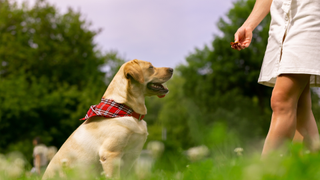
[18,0,236,68]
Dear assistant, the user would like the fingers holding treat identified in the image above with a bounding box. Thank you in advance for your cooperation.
[230,41,247,51]
[230,41,241,51]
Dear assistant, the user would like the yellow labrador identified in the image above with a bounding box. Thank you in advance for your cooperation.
[43,59,173,179]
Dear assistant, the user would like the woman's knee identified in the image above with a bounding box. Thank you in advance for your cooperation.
[270,90,294,113]
[271,74,310,113]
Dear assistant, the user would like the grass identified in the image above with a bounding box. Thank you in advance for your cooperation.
[1,142,320,180]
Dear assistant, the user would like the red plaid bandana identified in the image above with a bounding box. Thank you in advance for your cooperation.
[80,99,145,121]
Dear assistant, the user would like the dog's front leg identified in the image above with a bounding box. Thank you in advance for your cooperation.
[99,125,132,178]
[99,150,123,178]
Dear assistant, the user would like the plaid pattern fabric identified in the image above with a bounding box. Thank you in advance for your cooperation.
[80,99,143,120]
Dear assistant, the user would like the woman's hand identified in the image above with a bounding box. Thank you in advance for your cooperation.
[231,0,272,50]
[232,26,253,50]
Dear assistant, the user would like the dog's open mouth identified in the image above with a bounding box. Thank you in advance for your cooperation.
[147,83,168,92]
[147,82,169,98]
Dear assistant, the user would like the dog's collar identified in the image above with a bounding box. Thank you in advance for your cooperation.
[131,112,145,121]
[80,99,146,121]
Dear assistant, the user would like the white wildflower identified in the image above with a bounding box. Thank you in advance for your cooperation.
[234,147,244,156]
[186,145,209,161]
[147,141,165,159]
[13,158,25,168]
[7,164,23,179]
[135,155,153,179]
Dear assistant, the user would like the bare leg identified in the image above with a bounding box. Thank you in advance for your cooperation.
[296,82,320,151]
[293,130,304,143]
[262,74,311,156]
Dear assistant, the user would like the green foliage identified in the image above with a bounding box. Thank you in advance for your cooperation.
[156,75,194,149]
[160,0,273,146]
[0,0,125,163]
[142,0,274,154]
[180,0,272,109]
[2,142,320,179]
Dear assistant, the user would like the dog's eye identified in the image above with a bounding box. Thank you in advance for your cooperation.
[149,65,154,69]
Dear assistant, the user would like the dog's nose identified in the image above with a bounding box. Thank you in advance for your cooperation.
[168,68,174,74]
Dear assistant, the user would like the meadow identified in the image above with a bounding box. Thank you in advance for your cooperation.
[2,0,320,179]
[1,141,319,180]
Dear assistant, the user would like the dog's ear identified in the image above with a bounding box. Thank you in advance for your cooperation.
[124,60,144,84]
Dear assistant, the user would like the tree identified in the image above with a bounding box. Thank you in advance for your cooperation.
[0,0,125,161]
[151,0,273,151]
[180,0,271,112]
[179,0,273,137]
[157,0,320,151]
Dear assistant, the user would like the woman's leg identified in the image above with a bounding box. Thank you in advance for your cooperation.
[293,130,304,142]
[262,74,310,156]
[296,82,320,151]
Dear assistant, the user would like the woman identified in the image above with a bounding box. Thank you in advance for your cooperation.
[233,0,320,155]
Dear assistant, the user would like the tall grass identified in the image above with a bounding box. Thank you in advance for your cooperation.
[1,142,320,180]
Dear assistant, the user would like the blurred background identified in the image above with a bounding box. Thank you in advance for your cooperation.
[1,0,320,175]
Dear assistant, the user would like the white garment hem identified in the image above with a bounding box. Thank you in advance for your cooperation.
[258,69,320,87]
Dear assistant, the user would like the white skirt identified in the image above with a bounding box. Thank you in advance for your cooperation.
[258,0,320,87]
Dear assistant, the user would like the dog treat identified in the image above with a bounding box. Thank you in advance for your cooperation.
[230,41,240,50]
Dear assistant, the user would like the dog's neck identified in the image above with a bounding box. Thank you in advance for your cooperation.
[102,66,147,115]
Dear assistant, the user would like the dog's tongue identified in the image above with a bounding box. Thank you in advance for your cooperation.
[157,94,166,98]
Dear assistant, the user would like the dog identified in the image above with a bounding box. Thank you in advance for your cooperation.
[42,59,173,179]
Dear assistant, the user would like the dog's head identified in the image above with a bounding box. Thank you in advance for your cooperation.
[124,59,173,98]
[103,59,173,114]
